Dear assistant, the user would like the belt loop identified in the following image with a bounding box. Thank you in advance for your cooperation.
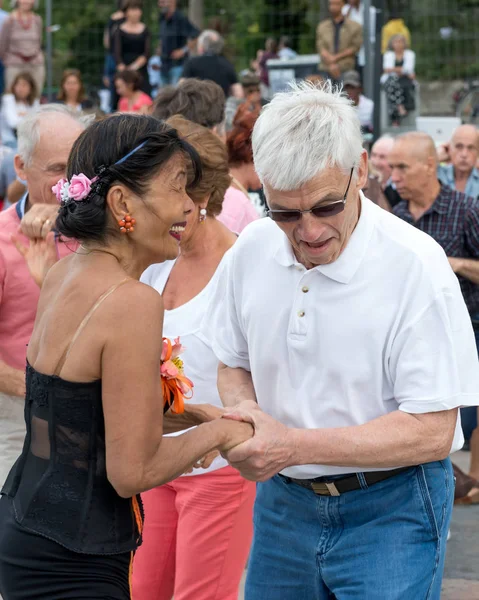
[357,472,369,490]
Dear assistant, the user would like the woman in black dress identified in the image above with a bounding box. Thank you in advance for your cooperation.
[114,0,151,95]
[0,114,252,599]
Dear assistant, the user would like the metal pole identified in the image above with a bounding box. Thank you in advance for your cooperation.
[372,0,384,142]
[362,0,372,98]
[45,0,53,101]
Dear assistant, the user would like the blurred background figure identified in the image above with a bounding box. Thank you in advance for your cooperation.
[225,71,263,132]
[158,0,199,87]
[181,30,242,99]
[316,0,362,82]
[56,69,95,113]
[115,69,152,113]
[0,0,9,96]
[342,0,375,79]
[342,70,374,133]
[277,35,297,60]
[0,0,44,97]
[1,71,39,149]
[381,34,416,126]
[113,0,151,95]
[103,0,126,111]
[227,108,266,217]
[382,10,411,54]
[438,125,479,199]
[258,37,278,98]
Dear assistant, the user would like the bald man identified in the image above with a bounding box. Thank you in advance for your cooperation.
[391,132,479,495]
[438,125,479,199]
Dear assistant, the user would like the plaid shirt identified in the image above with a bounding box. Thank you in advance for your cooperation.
[393,184,479,315]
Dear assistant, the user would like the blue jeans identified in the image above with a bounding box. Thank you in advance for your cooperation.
[160,65,183,87]
[246,460,454,600]
[460,322,479,440]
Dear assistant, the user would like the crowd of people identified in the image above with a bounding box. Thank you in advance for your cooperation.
[0,1,477,600]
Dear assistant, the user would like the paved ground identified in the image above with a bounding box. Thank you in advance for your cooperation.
[238,451,479,599]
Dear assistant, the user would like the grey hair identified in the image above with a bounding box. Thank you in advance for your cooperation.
[17,104,93,166]
[252,80,363,191]
[198,30,224,55]
[388,34,408,50]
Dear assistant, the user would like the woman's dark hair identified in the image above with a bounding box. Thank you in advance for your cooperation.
[9,71,37,105]
[57,69,86,103]
[115,69,142,92]
[56,114,202,244]
[123,0,143,11]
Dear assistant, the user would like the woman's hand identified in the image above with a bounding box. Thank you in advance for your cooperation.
[183,449,220,474]
[218,419,254,453]
[11,231,58,288]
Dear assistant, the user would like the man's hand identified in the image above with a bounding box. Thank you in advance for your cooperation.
[329,63,341,80]
[221,401,294,482]
[12,231,58,288]
[448,257,464,273]
[20,204,59,239]
[171,48,185,60]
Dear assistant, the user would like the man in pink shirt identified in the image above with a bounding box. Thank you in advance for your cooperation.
[0,105,87,484]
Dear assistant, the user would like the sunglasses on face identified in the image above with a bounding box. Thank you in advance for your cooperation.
[266,168,354,223]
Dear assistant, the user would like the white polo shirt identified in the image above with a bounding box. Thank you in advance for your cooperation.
[206,193,479,478]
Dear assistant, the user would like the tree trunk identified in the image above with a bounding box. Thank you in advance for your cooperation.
[188,0,204,30]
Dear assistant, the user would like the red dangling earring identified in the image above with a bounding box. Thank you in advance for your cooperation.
[118,214,136,234]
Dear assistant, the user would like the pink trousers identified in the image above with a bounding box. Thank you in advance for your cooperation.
[132,466,256,600]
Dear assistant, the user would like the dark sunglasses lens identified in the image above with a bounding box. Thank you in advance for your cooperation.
[312,203,345,218]
[268,211,301,223]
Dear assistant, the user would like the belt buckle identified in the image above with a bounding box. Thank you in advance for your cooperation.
[311,482,340,496]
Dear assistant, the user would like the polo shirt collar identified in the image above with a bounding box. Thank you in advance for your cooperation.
[274,191,376,284]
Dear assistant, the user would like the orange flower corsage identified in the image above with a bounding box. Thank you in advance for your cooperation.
[161,337,194,414]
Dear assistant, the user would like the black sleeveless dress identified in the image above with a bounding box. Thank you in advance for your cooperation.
[0,281,143,599]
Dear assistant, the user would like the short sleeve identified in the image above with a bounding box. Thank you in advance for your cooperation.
[202,249,251,371]
[390,281,479,414]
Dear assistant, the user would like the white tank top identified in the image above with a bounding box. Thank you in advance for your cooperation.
[141,257,229,476]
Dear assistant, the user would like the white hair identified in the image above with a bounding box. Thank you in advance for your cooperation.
[17,104,93,166]
[252,80,363,191]
[198,30,224,55]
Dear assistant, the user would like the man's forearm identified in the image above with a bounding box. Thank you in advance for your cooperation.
[334,47,356,61]
[0,360,25,397]
[218,363,256,408]
[455,258,479,285]
[289,409,456,469]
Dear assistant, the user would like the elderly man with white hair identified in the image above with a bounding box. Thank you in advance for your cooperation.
[0,104,87,485]
[206,82,479,599]
[180,30,243,98]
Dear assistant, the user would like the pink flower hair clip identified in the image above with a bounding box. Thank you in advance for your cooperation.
[52,173,98,206]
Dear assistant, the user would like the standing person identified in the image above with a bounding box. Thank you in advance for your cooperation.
[227,108,265,217]
[206,82,479,599]
[0,0,9,95]
[114,0,151,95]
[181,30,243,99]
[390,132,479,502]
[381,34,416,126]
[152,79,258,233]
[115,70,152,113]
[0,105,88,487]
[103,0,126,109]
[342,0,375,77]
[0,113,253,599]
[0,0,44,97]
[158,0,199,87]
[56,69,95,113]
[1,71,39,149]
[258,37,278,99]
[438,125,479,199]
[132,115,255,600]
[316,0,363,82]
[277,36,297,60]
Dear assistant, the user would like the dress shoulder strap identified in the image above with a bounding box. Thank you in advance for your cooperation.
[53,277,131,377]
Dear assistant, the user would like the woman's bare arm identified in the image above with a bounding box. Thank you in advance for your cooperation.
[101,283,252,497]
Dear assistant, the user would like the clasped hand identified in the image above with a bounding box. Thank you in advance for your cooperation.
[220,401,294,482]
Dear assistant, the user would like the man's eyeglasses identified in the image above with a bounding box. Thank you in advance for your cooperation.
[266,168,354,223]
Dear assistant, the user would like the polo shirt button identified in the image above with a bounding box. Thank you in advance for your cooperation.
[302,286,309,293]
[298,310,305,317]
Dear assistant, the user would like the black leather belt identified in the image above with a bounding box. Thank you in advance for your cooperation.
[279,466,413,496]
